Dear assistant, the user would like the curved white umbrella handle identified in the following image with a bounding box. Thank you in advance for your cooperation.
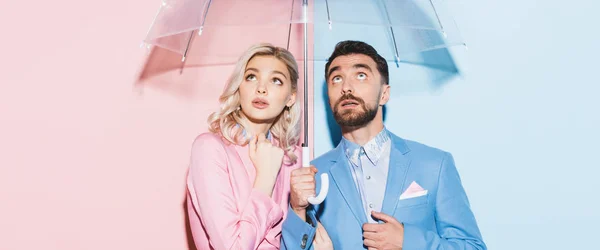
[302,146,329,204]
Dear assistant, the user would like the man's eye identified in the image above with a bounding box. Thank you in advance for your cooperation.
[357,73,367,80]
[332,76,342,83]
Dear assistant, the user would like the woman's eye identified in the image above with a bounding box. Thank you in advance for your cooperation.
[245,74,257,81]
[273,78,283,85]
[357,73,367,80]
[332,76,342,83]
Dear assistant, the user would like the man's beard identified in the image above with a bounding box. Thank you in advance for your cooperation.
[332,93,378,127]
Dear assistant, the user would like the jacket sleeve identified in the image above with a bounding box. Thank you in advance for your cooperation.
[402,152,487,250]
[281,205,318,250]
[187,134,283,249]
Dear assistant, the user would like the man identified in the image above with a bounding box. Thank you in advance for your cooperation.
[281,41,486,250]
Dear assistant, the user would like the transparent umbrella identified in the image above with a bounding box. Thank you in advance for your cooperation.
[140,0,467,204]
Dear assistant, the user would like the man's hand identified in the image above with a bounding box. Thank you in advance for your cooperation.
[289,166,318,219]
[362,211,404,250]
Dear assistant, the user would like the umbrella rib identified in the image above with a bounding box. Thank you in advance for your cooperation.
[428,0,446,37]
[287,0,296,50]
[182,0,213,62]
[141,2,165,48]
[379,0,400,67]
[325,0,332,29]
[198,0,214,36]
[182,32,195,62]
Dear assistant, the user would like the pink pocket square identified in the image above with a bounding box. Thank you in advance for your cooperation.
[399,181,428,200]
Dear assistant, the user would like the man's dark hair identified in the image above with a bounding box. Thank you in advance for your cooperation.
[325,40,389,85]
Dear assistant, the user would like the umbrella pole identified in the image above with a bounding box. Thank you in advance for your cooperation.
[303,0,309,151]
[302,0,329,205]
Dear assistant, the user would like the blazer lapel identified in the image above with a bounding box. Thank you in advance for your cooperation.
[380,135,412,216]
[328,145,369,225]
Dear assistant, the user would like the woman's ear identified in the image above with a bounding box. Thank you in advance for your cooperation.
[286,93,297,107]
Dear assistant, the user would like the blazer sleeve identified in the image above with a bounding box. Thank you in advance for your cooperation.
[281,156,320,250]
[187,134,284,249]
[402,152,487,250]
[281,205,318,250]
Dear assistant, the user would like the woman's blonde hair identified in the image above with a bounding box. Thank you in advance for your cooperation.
[207,43,301,162]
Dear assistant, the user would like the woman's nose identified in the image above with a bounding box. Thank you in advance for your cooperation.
[256,84,267,94]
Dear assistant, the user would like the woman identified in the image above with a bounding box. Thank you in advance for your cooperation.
[186,43,332,249]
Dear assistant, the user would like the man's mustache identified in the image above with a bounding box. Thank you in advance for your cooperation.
[334,94,365,109]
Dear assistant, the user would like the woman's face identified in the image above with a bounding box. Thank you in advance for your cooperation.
[239,55,296,123]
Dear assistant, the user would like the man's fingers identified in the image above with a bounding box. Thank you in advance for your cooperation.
[363,238,378,248]
[362,223,382,233]
[371,211,396,223]
[362,231,378,240]
[291,167,317,177]
[291,175,316,184]
[301,190,316,198]
[292,182,315,190]
[293,183,316,191]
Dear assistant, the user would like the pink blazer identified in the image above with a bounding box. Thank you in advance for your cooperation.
[186,132,301,250]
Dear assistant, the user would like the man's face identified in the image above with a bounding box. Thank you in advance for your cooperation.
[326,54,390,127]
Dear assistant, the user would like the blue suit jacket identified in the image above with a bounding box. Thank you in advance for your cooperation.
[281,132,486,249]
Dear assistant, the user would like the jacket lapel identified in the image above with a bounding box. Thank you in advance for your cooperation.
[380,134,412,216]
[328,144,369,225]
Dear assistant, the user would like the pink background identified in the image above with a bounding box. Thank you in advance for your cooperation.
[0,1,313,249]
[5,1,600,250]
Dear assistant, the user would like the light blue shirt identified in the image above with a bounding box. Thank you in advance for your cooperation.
[341,128,392,223]
[237,124,272,140]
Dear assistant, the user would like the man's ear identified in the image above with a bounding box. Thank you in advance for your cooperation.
[379,84,391,106]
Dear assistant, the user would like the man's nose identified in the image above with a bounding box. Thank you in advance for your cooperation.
[341,80,354,94]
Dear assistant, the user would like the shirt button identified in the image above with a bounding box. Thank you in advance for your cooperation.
[366,175,371,180]
[369,203,374,208]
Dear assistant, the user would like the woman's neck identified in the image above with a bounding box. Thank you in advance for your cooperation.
[244,122,271,137]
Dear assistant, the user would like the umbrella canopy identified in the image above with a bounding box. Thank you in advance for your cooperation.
[137,0,466,204]
[140,0,464,77]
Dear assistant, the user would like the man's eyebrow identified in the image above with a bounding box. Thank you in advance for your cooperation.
[353,63,372,73]
[327,66,340,78]
[328,63,373,78]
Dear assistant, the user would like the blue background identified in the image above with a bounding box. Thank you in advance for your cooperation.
[311,0,600,249]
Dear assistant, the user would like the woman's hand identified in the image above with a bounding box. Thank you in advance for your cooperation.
[313,222,334,250]
[249,133,285,196]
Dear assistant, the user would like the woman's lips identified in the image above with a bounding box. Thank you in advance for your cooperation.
[252,98,269,109]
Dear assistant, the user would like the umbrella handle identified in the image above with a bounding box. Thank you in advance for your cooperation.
[302,146,329,205]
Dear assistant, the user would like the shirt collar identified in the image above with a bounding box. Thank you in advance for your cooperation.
[342,128,391,166]
[237,124,272,140]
